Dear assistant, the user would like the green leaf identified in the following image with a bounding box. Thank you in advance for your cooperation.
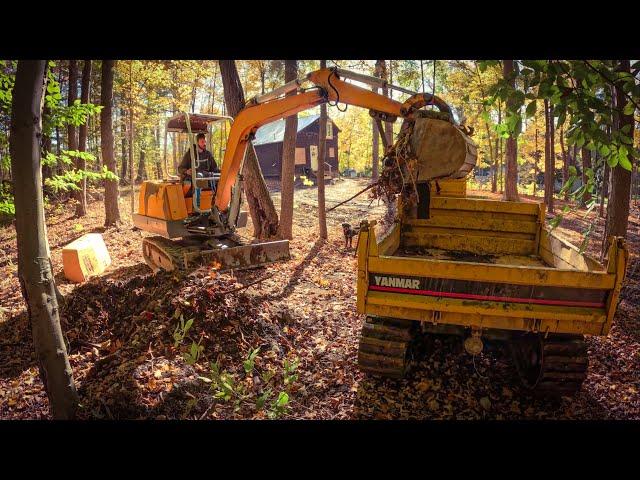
[623,101,635,115]
[275,392,289,408]
[618,152,632,171]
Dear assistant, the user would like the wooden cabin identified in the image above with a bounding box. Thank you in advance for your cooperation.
[252,114,340,179]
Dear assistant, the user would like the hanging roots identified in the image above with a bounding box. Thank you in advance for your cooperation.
[370,121,420,217]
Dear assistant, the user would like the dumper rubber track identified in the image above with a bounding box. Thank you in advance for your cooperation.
[511,334,588,397]
[357,316,416,379]
[142,236,205,272]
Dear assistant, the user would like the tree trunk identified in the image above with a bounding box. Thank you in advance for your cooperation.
[172,110,178,173]
[543,99,554,212]
[602,59,633,258]
[10,60,78,419]
[581,146,592,206]
[42,93,53,182]
[559,123,568,200]
[219,60,279,239]
[119,107,128,184]
[502,60,519,202]
[102,60,121,227]
[371,61,384,180]
[136,146,146,183]
[128,62,135,215]
[154,125,162,179]
[599,161,610,218]
[378,60,393,146]
[533,110,539,196]
[278,60,298,240]
[75,60,91,217]
[67,59,78,163]
[496,101,503,192]
[317,60,328,240]
[371,114,379,180]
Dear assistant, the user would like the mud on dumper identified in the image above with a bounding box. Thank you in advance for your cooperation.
[355,186,629,397]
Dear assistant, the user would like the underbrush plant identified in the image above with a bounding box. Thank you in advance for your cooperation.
[173,308,300,418]
[171,314,203,365]
[200,348,300,418]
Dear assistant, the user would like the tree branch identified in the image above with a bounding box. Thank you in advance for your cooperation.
[583,60,640,113]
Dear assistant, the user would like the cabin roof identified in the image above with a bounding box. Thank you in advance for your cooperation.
[252,114,340,146]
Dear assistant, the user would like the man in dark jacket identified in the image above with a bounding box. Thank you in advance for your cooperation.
[178,133,218,191]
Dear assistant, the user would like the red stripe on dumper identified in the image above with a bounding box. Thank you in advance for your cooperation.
[368,285,605,308]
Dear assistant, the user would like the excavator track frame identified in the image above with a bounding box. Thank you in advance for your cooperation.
[142,235,290,273]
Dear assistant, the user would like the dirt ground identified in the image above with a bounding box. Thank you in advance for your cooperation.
[0,179,638,419]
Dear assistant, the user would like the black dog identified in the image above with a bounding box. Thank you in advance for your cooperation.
[341,223,360,249]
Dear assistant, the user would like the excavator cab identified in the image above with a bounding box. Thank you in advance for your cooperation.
[134,112,290,273]
[134,112,243,238]
[166,112,230,215]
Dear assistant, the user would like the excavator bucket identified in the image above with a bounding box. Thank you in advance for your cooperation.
[142,236,290,273]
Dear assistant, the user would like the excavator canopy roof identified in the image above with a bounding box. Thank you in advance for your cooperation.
[166,113,233,134]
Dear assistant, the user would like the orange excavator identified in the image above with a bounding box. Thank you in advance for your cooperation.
[134,67,476,272]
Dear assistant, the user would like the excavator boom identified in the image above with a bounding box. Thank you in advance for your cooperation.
[215,68,406,212]
[136,66,476,275]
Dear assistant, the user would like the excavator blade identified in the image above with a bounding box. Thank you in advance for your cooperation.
[142,236,290,273]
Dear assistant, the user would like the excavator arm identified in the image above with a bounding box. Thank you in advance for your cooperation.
[215,68,449,212]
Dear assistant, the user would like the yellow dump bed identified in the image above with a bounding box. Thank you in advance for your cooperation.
[356,196,628,336]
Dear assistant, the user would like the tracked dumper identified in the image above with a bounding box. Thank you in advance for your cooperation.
[356,184,629,397]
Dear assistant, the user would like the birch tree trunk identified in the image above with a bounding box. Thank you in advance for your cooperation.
[10,60,78,419]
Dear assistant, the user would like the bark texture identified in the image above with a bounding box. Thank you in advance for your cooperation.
[278,60,298,240]
[219,60,279,239]
[101,60,121,226]
[10,60,78,419]
[502,60,519,202]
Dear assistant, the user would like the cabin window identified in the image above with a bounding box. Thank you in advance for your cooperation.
[295,147,306,165]
[310,145,318,170]
[329,147,335,158]
[326,121,333,139]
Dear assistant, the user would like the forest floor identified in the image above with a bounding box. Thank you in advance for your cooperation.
[0,179,638,420]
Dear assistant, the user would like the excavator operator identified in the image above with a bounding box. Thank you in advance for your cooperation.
[178,133,218,194]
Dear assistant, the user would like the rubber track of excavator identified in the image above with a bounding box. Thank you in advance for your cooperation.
[357,316,415,379]
[142,236,204,272]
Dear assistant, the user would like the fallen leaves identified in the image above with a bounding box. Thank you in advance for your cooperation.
[1,181,640,420]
